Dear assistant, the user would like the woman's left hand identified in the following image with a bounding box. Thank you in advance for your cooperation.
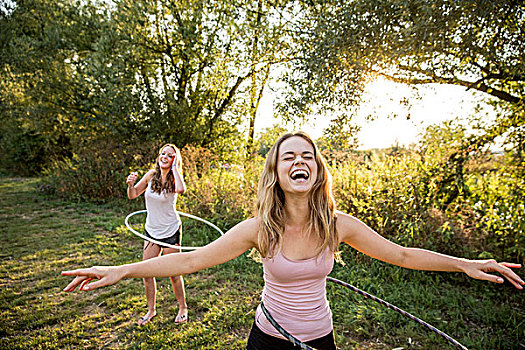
[463,259,523,289]
[62,266,124,292]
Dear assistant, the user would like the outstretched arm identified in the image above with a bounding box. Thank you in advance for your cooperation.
[62,217,259,292]
[337,212,524,289]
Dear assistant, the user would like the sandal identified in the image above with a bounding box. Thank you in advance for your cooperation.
[137,313,156,326]
[175,312,188,324]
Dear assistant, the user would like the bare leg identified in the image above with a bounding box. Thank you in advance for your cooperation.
[164,245,188,323]
[138,241,161,325]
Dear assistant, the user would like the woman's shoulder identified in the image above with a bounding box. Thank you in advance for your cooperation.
[335,210,357,223]
[144,169,155,181]
[236,216,260,231]
[335,211,361,241]
[229,217,260,241]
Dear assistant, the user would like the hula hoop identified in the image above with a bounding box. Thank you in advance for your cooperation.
[262,277,468,350]
[124,210,224,250]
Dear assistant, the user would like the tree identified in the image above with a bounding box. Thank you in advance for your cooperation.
[0,0,295,174]
[0,0,102,172]
[255,124,289,157]
[110,0,296,152]
[281,0,524,145]
[418,120,470,209]
[316,120,360,166]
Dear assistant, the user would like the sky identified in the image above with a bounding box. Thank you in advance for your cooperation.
[255,77,493,150]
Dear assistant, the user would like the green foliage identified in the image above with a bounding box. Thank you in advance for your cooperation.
[254,124,289,157]
[322,118,524,262]
[0,127,49,176]
[36,116,524,262]
[331,148,442,250]
[286,0,524,139]
[39,138,157,200]
[419,120,470,210]
[296,0,524,104]
[417,119,525,261]
[465,171,525,261]
[2,1,523,216]
[0,0,294,178]
[317,121,360,165]
[178,145,263,229]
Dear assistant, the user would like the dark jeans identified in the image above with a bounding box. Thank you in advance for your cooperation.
[246,321,336,350]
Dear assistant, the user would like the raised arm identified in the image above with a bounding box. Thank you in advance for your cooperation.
[62,217,260,292]
[127,170,153,199]
[337,212,524,289]
[171,158,186,194]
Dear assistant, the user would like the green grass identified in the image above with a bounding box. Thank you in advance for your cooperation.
[1,178,523,349]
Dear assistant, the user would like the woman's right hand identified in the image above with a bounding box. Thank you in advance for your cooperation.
[62,266,124,292]
[127,172,138,186]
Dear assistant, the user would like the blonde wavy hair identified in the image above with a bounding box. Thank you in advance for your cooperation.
[150,144,183,194]
[256,131,338,259]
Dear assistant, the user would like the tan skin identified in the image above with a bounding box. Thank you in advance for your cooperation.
[126,146,188,325]
[64,137,523,309]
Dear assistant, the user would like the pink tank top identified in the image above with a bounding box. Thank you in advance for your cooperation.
[255,248,334,342]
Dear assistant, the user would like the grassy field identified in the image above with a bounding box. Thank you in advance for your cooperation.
[1,178,523,349]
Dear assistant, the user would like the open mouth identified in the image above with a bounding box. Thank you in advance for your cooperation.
[290,169,309,181]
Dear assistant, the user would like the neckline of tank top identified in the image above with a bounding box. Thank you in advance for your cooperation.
[275,247,331,263]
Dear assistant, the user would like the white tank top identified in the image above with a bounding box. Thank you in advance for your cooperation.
[144,181,181,239]
[255,247,334,342]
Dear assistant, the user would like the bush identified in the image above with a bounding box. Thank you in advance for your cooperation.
[330,143,523,262]
[40,138,158,201]
[331,148,464,255]
[178,146,262,228]
[463,171,525,261]
[38,133,523,262]
[0,129,51,177]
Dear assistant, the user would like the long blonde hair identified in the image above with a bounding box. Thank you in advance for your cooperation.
[150,144,182,194]
[256,132,338,259]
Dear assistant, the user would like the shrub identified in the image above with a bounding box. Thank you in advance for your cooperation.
[40,138,158,200]
[178,146,262,228]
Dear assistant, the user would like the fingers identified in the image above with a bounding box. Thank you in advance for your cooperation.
[496,263,524,289]
[62,266,121,292]
[475,271,504,284]
[126,172,138,184]
[81,278,110,291]
[500,262,522,269]
[61,269,87,276]
[62,275,91,292]
[79,278,94,291]
[479,261,524,290]
[61,268,99,292]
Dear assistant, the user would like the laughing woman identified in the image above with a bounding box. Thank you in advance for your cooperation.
[126,143,188,326]
[64,132,523,349]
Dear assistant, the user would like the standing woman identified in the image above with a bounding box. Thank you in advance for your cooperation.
[64,132,523,349]
[126,144,188,326]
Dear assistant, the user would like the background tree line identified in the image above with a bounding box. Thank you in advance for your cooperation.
[0,0,523,261]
